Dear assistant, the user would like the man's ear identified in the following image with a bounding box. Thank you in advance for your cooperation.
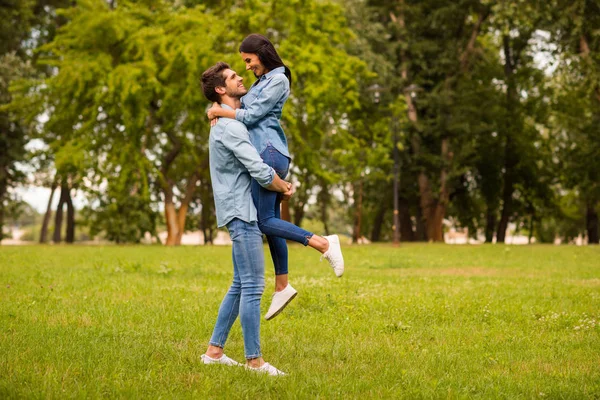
[215,86,226,95]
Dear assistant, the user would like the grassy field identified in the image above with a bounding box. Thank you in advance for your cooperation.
[1,244,599,399]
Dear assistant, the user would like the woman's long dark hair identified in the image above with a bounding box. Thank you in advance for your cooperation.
[239,34,292,87]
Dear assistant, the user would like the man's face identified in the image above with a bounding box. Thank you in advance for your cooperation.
[240,52,268,78]
[220,68,247,98]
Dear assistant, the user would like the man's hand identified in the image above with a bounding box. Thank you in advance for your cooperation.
[281,182,294,201]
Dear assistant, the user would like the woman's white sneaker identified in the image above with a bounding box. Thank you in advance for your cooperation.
[321,235,344,277]
[201,354,242,366]
[246,362,286,376]
[264,284,298,320]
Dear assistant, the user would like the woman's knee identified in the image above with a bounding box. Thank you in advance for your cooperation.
[258,217,279,235]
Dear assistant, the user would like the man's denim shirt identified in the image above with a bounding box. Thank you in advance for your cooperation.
[235,66,290,158]
[209,104,275,227]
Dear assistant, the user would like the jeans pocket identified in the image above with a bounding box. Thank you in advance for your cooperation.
[262,145,289,178]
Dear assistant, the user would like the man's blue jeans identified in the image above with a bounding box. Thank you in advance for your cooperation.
[209,219,265,359]
[251,144,314,276]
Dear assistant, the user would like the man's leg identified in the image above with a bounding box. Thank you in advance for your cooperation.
[233,220,265,360]
[207,250,241,350]
[204,222,243,363]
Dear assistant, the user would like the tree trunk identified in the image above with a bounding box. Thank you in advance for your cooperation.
[496,35,521,244]
[40,179,58,243]
[415,203,427,241]
[292,186,308,228]
[164,201,178,246]
[371,201,387,242]
[496,169,514,243]
[317,183,330,236]
[485,206,495,243]
[0,167,6,242]
[399,197,414,241]
[0,199,4,243]
[281,200,291,222]
[528,214,535,244]
[391,3,486,243]
[65,183,75,243]
[418,138,452,242]
[53,184,68,243]
[174,173,200,245]
[159,130,183,246]
[199,179,215,245]
[429,203,447,242]
[587,202,599,244]
[352,179,363,243]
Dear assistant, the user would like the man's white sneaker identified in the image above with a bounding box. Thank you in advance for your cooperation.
[321,234,344,277]
[264,284,298,320]
[246,362,286,376]
[201,354,242,367]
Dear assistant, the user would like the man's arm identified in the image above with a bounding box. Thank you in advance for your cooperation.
[222,122,290,193]
[267,174,292,193]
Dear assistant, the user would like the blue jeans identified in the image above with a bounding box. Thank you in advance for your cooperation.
[251,144,313,276]
[209,219,265,359]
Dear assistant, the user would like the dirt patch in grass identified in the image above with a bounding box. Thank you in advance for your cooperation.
[569,278,600,287]
[402,267,512,277]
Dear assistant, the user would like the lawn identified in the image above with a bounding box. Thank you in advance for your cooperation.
[1,244,599,399]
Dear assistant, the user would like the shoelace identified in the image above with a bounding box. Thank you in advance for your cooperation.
[321,252,339,268]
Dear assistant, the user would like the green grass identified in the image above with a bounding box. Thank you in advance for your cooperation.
[1,244,599,399]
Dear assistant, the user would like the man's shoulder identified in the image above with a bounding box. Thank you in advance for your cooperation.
[211,118,248,139]
[220,117,247,133]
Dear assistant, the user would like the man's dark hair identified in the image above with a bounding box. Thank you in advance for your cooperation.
[239,34,292,87]
[201,62,230,103]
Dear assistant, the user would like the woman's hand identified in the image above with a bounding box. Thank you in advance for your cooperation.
[281,182,295,201]
[207,102,221,127]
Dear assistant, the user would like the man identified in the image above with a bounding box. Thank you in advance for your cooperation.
[200,62,290,376]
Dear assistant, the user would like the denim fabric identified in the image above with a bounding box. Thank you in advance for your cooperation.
[209,218,265,359]
[251,145,314,275]
[209,104,275,227]
[235,67,290,158]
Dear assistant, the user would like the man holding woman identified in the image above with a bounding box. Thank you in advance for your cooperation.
[201,34,346,376]
[207,34,345,320]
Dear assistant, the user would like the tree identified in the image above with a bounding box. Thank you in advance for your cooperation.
[549,0,600,244]
[11,0,226,244]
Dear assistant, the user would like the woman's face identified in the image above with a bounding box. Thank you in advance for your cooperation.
[240,52,268,78]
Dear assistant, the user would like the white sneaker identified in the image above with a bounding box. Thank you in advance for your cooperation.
[201,354,242,367]
[246,362,286,376]
[321,235,344,277]
[264,284,298,320]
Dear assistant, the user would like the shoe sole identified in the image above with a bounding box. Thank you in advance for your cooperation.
[264,291,298,321]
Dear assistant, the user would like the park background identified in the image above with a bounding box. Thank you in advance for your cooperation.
[1,0,599,246]
[1,1,600,398]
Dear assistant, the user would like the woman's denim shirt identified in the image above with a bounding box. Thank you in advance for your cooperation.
[209,105,275,227]
[235,66,290,158]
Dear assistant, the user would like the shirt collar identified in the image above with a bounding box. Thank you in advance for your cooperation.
[261,66,286,80]
[221,103,234,111]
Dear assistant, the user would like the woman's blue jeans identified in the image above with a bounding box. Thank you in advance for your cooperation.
[209,219,265,359]
[251,144,313,276]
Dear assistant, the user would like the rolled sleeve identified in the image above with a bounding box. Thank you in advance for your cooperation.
[235,76,288,126]
[222,122,275,187]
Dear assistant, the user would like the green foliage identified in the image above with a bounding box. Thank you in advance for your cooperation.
[82,190,158,244]
[4,0,600,244]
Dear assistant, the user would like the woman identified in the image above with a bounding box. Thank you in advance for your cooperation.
[207,34,344,321]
